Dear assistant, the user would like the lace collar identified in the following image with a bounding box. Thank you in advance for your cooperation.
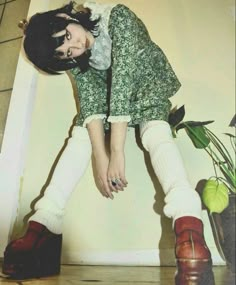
[84,2,116,70]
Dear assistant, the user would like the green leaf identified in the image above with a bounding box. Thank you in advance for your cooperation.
[176,120,214,132]
[224,133,236,139]
[202,179,229,213]
[168,105,185,127]
[229,114,236,127]
[186,125,211,149]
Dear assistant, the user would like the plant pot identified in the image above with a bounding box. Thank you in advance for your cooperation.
[208,194,236,273]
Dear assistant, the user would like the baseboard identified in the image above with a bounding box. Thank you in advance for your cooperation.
[61,248,226,266]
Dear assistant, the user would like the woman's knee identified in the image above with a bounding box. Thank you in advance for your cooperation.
[139,120,173,150]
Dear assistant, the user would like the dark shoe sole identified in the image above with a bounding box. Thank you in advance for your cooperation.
[2,234,62,280]
[175,258,215,285]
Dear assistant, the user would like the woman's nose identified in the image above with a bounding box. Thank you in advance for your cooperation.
[69,37,84,49]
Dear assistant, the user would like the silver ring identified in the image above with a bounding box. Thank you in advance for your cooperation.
[110,178,121,186]
[108,179,116,186]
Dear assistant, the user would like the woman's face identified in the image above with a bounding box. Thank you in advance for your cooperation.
[54,22,94,59]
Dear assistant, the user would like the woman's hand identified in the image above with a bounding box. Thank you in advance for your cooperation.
[87,119,114,199]
[93,151,114,199]
[87,119,128,199]
[108,150,128,191]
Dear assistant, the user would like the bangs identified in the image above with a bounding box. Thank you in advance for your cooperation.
[52,33,65,58]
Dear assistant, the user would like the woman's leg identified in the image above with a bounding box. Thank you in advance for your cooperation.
[29,125,92,234]
[3,126,92,279]
[140,120,214,285]
[140,120,201,220]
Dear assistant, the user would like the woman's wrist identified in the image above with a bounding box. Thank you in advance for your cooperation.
[87,118,107,158]
[110,122,127,153]
[93,147,107,158]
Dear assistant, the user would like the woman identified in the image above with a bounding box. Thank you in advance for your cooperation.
[2,2,213,284]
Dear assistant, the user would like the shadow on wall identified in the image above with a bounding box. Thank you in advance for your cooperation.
[134,127,175,266]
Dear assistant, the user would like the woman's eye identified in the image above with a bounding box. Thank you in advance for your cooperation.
[67,48,72,57]
[65,30,71,40]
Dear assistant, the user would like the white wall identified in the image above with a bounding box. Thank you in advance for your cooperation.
[2,0,235,265]
[0,0,49,257]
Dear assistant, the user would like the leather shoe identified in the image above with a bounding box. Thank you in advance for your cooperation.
[174,216,215,285]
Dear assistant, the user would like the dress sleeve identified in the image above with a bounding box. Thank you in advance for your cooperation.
[107,5,139,122]
[70,67,108,127]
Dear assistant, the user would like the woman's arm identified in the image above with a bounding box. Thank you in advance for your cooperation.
[110,122,128,153]
[87,119,114,199]
[108,122,128,187]
[87,119,106,156]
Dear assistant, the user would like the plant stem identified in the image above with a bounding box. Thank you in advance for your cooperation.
[184,124,236,192]
[205,127,234,170]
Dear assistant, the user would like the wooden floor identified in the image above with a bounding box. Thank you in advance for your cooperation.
[0,265,235,285]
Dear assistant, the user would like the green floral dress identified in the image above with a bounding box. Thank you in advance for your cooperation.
[70,4,181,130]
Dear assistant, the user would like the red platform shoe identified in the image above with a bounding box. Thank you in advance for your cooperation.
[2,221,62,280]
[175,216,215,285]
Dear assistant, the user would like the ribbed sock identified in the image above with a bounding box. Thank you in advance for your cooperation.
[140,120,202,222]
[29,126,92,234]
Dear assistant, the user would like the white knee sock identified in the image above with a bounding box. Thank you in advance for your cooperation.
[29,126,92,234]
[140,121,202,222]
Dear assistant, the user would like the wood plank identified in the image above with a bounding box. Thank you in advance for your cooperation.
[0,265,235,285]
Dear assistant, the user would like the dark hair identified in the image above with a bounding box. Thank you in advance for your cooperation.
[23,1,100,74]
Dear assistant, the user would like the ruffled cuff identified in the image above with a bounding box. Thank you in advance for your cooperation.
[107,115,131,123]
[83,114,107,127]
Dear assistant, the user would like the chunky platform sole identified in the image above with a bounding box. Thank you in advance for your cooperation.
[2,234,62,280]
[175,258,215,285]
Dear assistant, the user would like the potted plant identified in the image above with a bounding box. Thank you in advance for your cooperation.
[169,106,236,272]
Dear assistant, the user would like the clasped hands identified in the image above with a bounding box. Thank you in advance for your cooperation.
[94,149,128,199]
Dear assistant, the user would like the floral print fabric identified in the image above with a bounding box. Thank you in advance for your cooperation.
[70,4,181,129]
